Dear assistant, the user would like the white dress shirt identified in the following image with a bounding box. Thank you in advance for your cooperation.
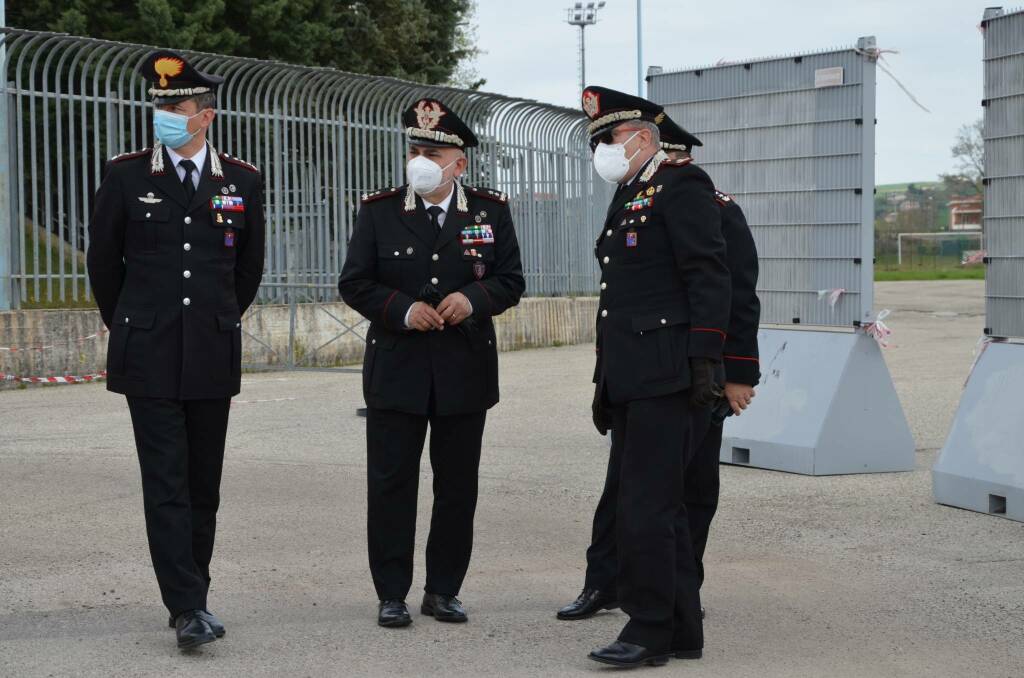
[166,143,208,190]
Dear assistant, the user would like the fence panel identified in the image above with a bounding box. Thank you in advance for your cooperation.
[647,39,878,327]
[982,8,1024,339]
[0,29,610,308]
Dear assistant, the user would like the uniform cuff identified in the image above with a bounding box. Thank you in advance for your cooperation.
[384,291,416,331]
[724,355,760,385]
[460,282,491,318]
[688,327,726,360]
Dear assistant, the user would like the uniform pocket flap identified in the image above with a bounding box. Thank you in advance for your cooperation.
[210,210,247,229]
[216,311,242,331]
[115,310,156,329]
[632,310,688,333]
[129,204,170,222]
[377,242,416,260]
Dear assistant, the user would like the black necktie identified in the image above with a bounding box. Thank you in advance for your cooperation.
[427,205,444,230]
[179,159,197,202]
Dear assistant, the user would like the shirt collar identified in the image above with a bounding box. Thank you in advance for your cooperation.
[421,184,455,213]
[167,142,208,174]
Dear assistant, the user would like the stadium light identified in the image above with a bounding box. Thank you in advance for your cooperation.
[566,1,606,99]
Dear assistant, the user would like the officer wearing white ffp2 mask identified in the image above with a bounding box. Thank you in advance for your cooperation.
[338,98,525,630]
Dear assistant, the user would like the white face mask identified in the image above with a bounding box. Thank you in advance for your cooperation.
[592,131,642,184]
[407,154,457,196]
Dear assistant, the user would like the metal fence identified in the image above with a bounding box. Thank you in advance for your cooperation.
[982,7,1024,339]
[647,38,878,327]
[0,29,610,309]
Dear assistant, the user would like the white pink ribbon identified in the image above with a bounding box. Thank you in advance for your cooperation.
[862,310,893,348]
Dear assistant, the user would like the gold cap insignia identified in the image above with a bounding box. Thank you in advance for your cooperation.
[154,57,184,88]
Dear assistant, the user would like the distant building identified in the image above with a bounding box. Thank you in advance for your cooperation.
[949,196,983,231]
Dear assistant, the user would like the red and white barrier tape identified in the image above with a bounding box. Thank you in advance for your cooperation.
[0,328,108,353]
[1,371,108,384]
[862,309,893,348]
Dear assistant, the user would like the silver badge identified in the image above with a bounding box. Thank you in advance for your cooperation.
[229,184,237,192]
[221,187,229,195]
[480,210,487,218]
[475,216,482,223]
[137,194,163,204]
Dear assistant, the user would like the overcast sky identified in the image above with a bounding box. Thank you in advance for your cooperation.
[471,0,993,185]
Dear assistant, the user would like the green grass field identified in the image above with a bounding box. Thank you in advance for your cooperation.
[874,268,985,282]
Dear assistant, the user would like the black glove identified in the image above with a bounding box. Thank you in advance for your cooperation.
[689,358,724,408]
[592,385,612,435]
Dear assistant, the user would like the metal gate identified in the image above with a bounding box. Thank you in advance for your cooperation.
[0,29,610,310]
[647,38,878,327]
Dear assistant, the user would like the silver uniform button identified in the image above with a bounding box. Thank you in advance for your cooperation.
[145,212,151,218]
[432,254,439,261]
[183,243,191,251]
[601,282,607,290]
[661,318,667,324]
[394,251,400,257]
[183,270,191,279]
[430,277,439,285]
[606,229,612,237]
[601,309,608,318]
[124,316,129,323]
[603,256,610,264]
[183,297,191,306]
[184,216,192,224]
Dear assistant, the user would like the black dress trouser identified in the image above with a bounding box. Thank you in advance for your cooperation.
[126,396,231,617]
[366,406,487,601]
[586,390,717,651]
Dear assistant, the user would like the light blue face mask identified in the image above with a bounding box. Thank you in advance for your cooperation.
[153,109,203,149]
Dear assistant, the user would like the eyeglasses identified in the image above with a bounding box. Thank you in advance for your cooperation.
[588,127,642,152]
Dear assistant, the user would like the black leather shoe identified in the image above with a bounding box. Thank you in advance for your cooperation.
[174,611,216,650]
[588,640,672,668]
[556,588,619,620]
[421,593,468,623]
[378,600,412,628]
[168,610,225,637]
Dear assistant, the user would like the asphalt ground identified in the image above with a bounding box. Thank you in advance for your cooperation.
[1,280,1022,677]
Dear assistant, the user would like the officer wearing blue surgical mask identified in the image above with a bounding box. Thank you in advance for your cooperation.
[86,50,265,652]
[339,98,525,630]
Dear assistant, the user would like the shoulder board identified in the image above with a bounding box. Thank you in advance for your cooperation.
[219,152,260,173]
[109,148,150,163]
[462,185,508,204]
[714,190,735,205]
[659,157,694,169]
[361,187,402,204]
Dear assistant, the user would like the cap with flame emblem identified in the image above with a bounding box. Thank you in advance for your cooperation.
[581,85,665,140]
[139,50,224,105]
[401,98,478,149]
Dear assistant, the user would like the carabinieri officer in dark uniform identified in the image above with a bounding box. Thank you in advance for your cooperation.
[558,112,761,632]
[576,86,731,668]
[338,99,525,629]
[87,50,265,650]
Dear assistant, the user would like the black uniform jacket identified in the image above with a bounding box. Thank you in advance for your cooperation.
[87,142,265,399]
[715,191,761,386]
[594,153,731,404]
[338,182,525,416]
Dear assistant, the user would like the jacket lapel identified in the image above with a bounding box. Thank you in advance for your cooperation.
[398,187,439,247]
[145,146,188,209]
[186,144,225,215]
[434,182,472,252]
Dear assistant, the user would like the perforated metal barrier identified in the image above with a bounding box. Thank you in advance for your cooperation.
[647,38,878,327]
[982,9,1024,339]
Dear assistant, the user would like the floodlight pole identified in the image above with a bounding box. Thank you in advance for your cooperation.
[636,0,643,95]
